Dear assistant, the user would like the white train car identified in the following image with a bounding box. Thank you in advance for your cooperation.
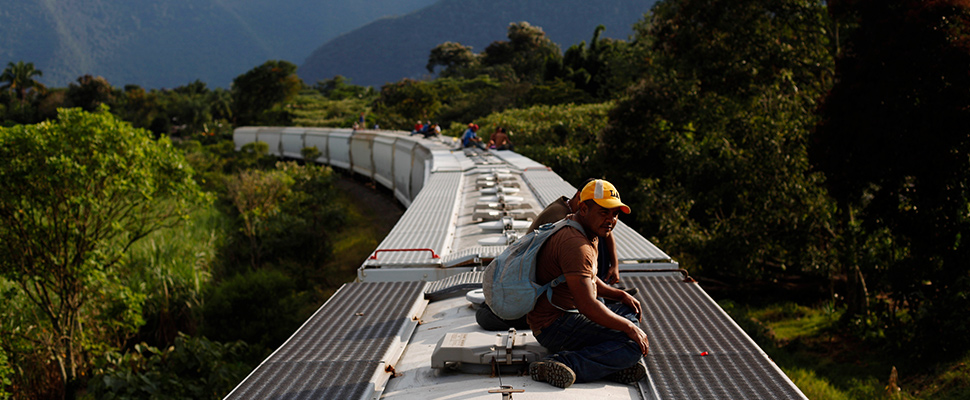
[227,127,807,400]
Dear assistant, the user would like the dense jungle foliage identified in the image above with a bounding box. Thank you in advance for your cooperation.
[2,1,970,399]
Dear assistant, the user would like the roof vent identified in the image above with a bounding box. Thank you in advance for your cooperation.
[431,328,546,374]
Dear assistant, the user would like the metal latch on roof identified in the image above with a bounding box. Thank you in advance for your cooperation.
[503,231,519,245]
[488,385,524,400]
[504,327,516,364]
[501,216,514,231]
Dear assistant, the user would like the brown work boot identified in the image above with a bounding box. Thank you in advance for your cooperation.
[529,360,576,388]
[606,361,646,384]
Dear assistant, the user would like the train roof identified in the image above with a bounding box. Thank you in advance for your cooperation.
[226,127,807,400]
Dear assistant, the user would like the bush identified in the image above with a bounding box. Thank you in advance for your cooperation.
[290,91,372,128]
[202,269,311,351]
[85,334,252,400]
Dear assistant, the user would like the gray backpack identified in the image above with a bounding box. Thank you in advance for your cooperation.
[482,218,584,320]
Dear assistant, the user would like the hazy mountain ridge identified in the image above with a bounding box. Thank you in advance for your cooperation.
[299,0,657,87]
[1,0,653,89]
[0,0,437,88]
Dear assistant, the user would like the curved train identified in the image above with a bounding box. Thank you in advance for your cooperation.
[226,126,807,400]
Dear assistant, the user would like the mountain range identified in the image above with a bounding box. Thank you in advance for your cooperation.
[0,0,436,88]
[300,0,656,87]
[0,0,655,89]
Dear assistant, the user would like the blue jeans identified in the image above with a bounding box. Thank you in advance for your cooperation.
[534,303,642,382]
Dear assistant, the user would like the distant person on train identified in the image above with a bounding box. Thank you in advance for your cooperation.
[488,127,513,150]
[475,178,630,331]
[462,123,486,149]
[411,121,424,136]
[423,123,441,138]
[527,179,647,388]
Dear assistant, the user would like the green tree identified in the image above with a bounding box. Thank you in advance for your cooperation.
[427,41,480,78]
[374,78,442,128]
[0,107,208,399]
[206,87,234,125]
[224,168,293,270]
[561,25,639,100]
[600,0,836,280]
[481,22,563,83]
[422,76,511,127]
[67,74,117,112]
[313,75,376,101]
[812,0,970,358]
[0,61,45,104]
[263,162,345,284]
[167,80,216,137]
[0,61,46,123]
[116,85,159,131]
[232,60,302,126]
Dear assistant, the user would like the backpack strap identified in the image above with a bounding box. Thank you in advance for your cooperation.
[543,277,579,314]
[538,219,588,314]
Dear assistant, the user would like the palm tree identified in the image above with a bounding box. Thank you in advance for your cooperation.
[0,61,46,103]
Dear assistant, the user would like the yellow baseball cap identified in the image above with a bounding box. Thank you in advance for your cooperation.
[580,179,631,214]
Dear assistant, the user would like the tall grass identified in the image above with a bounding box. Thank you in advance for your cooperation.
[123,203,229,343]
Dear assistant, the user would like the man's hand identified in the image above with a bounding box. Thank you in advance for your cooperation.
[621,292,642,321]
[606,265,619,285]
[626,323,649,355]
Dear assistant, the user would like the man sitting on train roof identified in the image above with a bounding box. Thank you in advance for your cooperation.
[475,178,634,331]
[527,179,648,388]
[410,120,424,136]
[462,123,486,149]
[488,127,513,150]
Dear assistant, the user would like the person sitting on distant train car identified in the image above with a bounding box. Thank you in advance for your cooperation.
[422,123,441,138]
[475,178,631,331]
[488,127,513,150]
[462,123,486,149]
[412,120,424,135]
[527,179,648,389]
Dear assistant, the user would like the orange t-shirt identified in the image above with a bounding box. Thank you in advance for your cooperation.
[526,221,598,333]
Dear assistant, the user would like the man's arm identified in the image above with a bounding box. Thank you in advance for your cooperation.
[595,277,642,320]
[566,275,649,355]
[604,233,619,284]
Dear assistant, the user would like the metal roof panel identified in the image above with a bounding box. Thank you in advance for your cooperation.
[225,281,427,400]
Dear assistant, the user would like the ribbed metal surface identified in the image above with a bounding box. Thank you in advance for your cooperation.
[363,172,462,266]
[625,275,806,400]
[613,223,672,263]
[423,271,484,294]
[491,150,547,171]
[429,149,467,172]
[440,246,506,266]
[226,281,426,400]
[522,169,573,206]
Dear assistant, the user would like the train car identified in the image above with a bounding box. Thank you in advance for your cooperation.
[227,126,807,400]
